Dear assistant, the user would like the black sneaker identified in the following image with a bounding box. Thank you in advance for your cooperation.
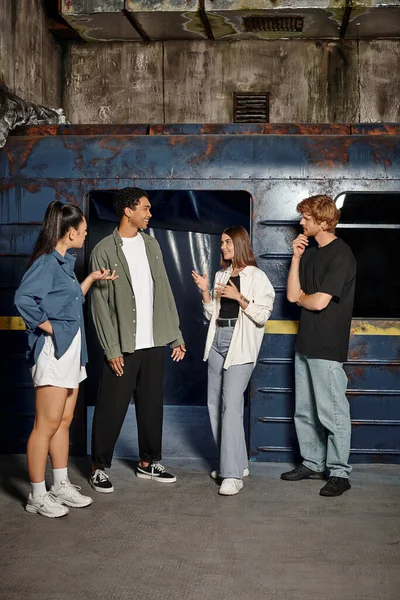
[281,465,326,481]
[319,476,351,497]
[136,462,177,484]
[89,469,114,493]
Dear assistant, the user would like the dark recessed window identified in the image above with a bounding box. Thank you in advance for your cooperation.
[335,192,400,318]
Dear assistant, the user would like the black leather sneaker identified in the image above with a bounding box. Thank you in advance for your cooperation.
[281,465,326,481]
[319,476,351,497]
[89,469,114,493]
[136,462,177,484]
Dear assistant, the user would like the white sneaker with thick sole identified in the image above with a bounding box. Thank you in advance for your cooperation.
[25,492,69,518]
[218,478,244,496]
[50,479,93,508]
[211,467,249,480]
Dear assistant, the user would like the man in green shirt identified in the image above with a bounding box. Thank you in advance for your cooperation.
[89,187,186,493]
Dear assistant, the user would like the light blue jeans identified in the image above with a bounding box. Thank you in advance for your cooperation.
[294,352,352,479]
[207,327,254,479]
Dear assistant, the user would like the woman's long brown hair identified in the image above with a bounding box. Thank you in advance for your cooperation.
[220,226,257,270]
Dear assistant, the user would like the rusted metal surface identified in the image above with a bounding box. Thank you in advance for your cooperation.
[10,123,353,136]
[10,125,151,137]
[148,124,353,135]
[3,133,400,180]
[12,123,400,137]
[1,125,399,460]
[352,124,400,135]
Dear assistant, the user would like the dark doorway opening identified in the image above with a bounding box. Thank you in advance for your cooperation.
[86,189,252,405]
[85,189,252,461]
[336,192,400,318]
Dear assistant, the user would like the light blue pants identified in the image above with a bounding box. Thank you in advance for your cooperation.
[207,327,254,479]
[294,352,352,479]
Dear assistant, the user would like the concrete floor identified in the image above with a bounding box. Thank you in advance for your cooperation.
[0,456,399,600]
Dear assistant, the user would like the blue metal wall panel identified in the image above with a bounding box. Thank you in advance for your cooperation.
[1,126,399,461]
[2,135,400,181]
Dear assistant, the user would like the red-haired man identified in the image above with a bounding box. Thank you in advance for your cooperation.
[281,195,356,497]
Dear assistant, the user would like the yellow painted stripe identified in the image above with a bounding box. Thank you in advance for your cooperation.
[350,321,400,336]
[265,320,299,334]
[265,320,400,335]
[1,317,399,336]
[0,316,26,330]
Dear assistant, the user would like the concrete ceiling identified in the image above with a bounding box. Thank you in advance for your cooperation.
[59,1,400,42]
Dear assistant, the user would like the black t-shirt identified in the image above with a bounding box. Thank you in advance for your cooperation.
[219,276,241,319]
[296,238,356,362]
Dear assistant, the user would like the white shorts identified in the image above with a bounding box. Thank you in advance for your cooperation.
[31,329,87,389]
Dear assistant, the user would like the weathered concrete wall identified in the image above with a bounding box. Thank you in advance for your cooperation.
[64,43,164,123]
[64,39,399,123]
[163,41,359,123]
[0,0,62,107]
[359,41,400,123]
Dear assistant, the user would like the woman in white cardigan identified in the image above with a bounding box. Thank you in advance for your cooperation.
[192,226,275,496]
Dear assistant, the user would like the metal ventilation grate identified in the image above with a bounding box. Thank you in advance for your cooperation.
[243,16,303,33]
[233,93,269,123]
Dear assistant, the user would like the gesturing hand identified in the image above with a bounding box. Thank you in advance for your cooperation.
[191,270,209,292]
[292,234,309,258]
[171,344,186,362]
[91,267,119,281]
[215,279,240,301]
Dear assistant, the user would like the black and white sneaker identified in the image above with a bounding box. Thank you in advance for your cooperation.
[136,462,177,484]
[89,469,114,493]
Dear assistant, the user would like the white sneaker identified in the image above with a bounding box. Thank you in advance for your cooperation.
[50,480,93,508]
[25,492,69,518]
[211,467,249,480]
[218,478,244,496]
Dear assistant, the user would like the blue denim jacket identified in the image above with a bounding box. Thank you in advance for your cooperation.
[14,249,88,366]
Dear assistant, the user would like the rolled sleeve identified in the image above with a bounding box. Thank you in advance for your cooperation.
[202,300,214,320]
[14,260,54,331]
[90,247,122,359]
[202,273,217,320]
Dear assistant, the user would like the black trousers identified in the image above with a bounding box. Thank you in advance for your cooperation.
[91,346,165,468]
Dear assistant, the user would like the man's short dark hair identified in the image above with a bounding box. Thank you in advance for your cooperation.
[113,187,149,220]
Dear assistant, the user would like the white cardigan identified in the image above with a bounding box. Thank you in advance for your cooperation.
[202,265,275,369]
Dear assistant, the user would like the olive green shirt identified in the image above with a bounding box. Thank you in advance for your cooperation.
[90,228,184,360]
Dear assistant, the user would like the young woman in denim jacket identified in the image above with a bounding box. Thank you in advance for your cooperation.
[192,226,275,496]
[15,201,117,518]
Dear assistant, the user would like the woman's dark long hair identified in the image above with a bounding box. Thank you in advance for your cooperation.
[27,201,84,269]
[221,226,257,270]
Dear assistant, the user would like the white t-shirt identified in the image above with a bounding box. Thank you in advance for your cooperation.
[121,234,154,350]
